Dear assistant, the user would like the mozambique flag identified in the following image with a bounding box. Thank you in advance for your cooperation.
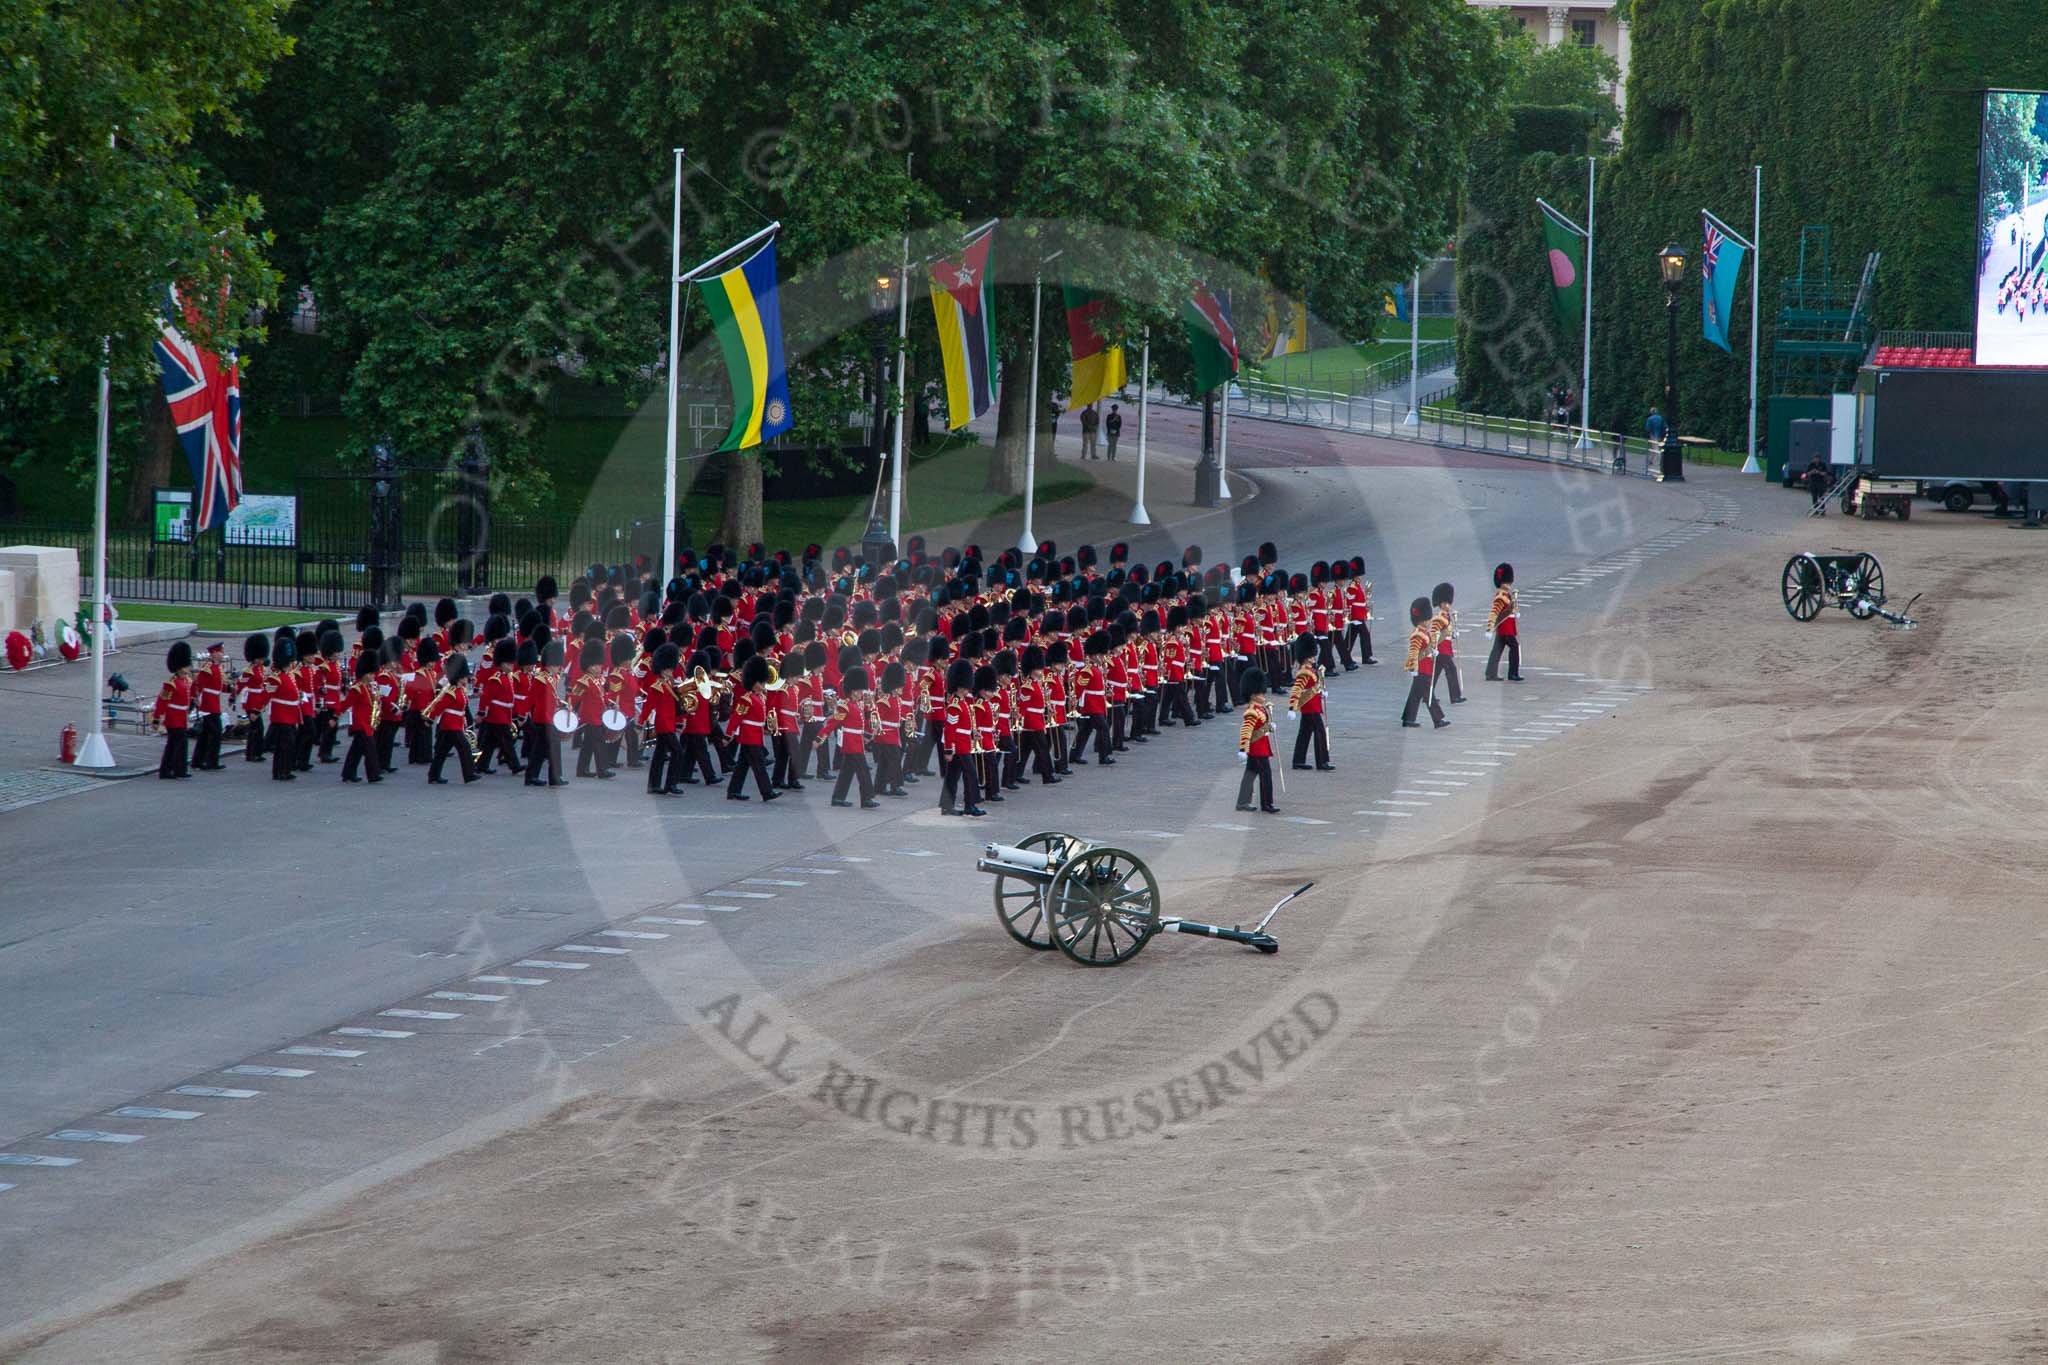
[1062,286,1126,411]
[1181,285,1239,394]
[697,235,794,451]
[929,228,997,429]
[1538,200,1587,330]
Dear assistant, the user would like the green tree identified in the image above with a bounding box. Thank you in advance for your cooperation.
[1504,32,1621,144]
[0,0,291,515]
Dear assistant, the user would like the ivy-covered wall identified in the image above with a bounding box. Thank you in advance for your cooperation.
[1461,0,2048,449]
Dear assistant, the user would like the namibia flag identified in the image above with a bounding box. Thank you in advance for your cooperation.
[698,236,794,451]
[1181,284,1239,394]
[930,227,998,430]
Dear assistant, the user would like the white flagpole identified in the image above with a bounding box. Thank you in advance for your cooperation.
[890,227,909,549]
[661,147,684,582]
[1747,163,1762,472]
[1404,267,1422,425]
[77,337,115,769]
[1018,268,1042,555]
[1577,154,1596,450]
[1130,328,1151,525]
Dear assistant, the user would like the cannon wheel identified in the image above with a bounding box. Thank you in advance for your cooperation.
[1781,554,1827,621]
[993,830,1080,950]
[1048,846,1161,967]
[1844,553,1885,618]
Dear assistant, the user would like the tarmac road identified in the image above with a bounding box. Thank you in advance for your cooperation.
[15,432,1998,1363]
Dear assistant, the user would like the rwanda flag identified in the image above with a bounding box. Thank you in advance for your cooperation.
[1539,200,1586,329]
[698,236,794,451]
[1701,213,1747,353]
[930,227,997,430]
[1063,286,1126,411]
[1181,285,1239,394]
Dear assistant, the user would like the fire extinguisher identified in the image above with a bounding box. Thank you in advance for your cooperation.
[60,723,78,765]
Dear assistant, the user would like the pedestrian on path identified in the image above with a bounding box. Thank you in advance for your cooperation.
[1804,457,1830,514]
[1104,403,1122,461]
[1079,403,1100,460]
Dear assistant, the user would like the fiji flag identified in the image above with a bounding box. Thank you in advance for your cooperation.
[152,284,244,533]
[1702,214,1746,353]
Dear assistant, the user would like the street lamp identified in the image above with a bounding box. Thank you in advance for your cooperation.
[862,273,898,564]
[1657,242,1687,482]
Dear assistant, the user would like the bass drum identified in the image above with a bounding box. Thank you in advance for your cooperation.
[552,707,578,735]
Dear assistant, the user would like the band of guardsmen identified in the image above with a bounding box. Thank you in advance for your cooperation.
[147,537,1524,816]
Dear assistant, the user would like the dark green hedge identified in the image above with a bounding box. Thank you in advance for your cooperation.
[1460,0,2048,449]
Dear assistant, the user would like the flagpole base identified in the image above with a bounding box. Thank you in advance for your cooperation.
[1017,529,1037,556]
[1573,435,1592,451]
[75,731,114,769]
[1128,502,1151,527]
[1740,454,1761,474]
[1402,409,1421,427]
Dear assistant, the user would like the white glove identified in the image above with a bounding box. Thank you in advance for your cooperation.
[1236,751,1247,764]
[1285,709,1296,718]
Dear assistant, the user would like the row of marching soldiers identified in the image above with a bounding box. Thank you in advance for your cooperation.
[149,538,1405,808]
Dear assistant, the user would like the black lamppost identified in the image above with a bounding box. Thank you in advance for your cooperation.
[862,273,898,565]
[1658,242,1688,482]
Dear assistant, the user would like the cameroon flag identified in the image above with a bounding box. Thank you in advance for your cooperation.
[698,236,794,451]
[929,228,997,429]
[1063,286,1126,411]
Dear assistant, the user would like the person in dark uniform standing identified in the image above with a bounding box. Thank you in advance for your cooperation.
[1235,666,1278,813]
[1287,634,1333,770]
[1104,403,1123,461]
[1484,562,1524,682]
[153,641,194,779]
[190,640,227,769]
[1400,597,1448,729]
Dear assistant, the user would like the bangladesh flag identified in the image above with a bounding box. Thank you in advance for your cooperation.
[1181,285,1240,394]
[1539,200,1587,329]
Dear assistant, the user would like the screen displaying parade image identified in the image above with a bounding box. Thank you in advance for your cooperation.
[1975,89,2048,366]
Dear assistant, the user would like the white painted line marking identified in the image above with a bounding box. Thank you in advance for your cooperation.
[1376,800,1432,807]
[429,991,506,1002]
[1460,760,1503,767]
[1125,829,1185,838]
[743,878,807,886]
[702,904,740,913]
[706,890,776,899]
[108,1107,201,1120]
[0,1154,80,1167]
[1279,816,1332,825]
[381,1008,464,1019]
[1357,810,1413,819]
[781,865,842,874]
[1392,789,1438,795]
[636,917,705,927]
[334,1027,415,1038]
[0,1184,13,1192]
[514,960,589,971]
[1465,750,1517,757]
[472,977,549,986]
[557,944,630,954]
[1430,770,1488,777]
[597,929,669,940]
[1414,780,1467,787]
[281,1046,366,1058]
[172,1087,261,1099]
[223,1065,314,1078]
[48,1130,143,1144]
[808,854,873,862]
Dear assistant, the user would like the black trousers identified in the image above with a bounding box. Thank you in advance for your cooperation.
[478,721,520,773]
[297,717,318,770]
[1402,672,1446,726]
[647,732,681,792]
[1073,713,1113,761]
[405,713,431,764]
[158,728,189,778]
[1162,682,1199,727]
[375,718,401,771]
[1346,621,1374,663]
[526,727,565,785]
[1485,634,1522,680]
[244,713,265,761]
[1237,755,1274,810]
[576,726,611,776]
[832,752,875,803]
[727,742,773,797]
[430,728,477,782]
[342,730,380,781]
[1291,712,1330,767]
[771,733,796,786]
[874,744,904,792]
[317,709,340,761]
[1052,725,1071,772]
[1431,654,1465,705]
[940,752,981,812]
[680,733,720,785]
[270,720,298,779]
[1021,729,1055,782]
[1110,703,1127,750]
[622,726,642,768]
[1318,634,1338,672]
[191,713,222,768]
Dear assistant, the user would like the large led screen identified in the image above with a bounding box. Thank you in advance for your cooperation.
[1975,90,2048,367]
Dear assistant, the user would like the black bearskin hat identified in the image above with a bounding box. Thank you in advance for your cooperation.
[354,605,379,632]
[842,665,870,693]
[1021,643,1046,673]
[434,597,458,628]
[488,592,512,618]
[1288,572,1307,593]
[1047,639,1070,666]
[1258,541,1278,566]
[243,632,270,664]
[415,637,441,666]
[1311,560,1329,585]
[536,574,558,602]
[740,655,772,689]
[1238,666,1268,700]
[1109,541,1129,565]
[1410,596,1431,625]
[575,638,602,670]
[355,651,379,680]
[1494,562,1514,587]
[1431,581,1455,607]
[516,640,540,668]
[1332,561,1349,582]
[609,633,636,666]
[880,660,906,692]
[945,659,975,693]
[972,664,997,692]
[166,640,192,672]
[1294,633,1317,663]
[651,642,681,675]
[442,651,470,684]
[1077,543,1098,568]
[361,626,384,655]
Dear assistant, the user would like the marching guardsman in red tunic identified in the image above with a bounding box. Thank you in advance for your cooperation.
[525,640,570,787]
[1401,597,1449,729]
[1072,630,1114,765]
[872,659,910,797]
[477,638,521,774]
[723,654,780,801]
[1234,666,1278,814]
[937,659,985,817]
[770,651,807,790]
[404,638,440,764]
[823,665,880,808]
[191,640,227,769]
[1484,562,1524,682]
[572,639,612,779]
[641,643,685,795]
[1344,555,1375,667]
[1429,582,1464,706]
[1287,634,1333,771]
[154,641,194,779]
[341,652,384,784]
[239,632,270,762]
[1016,644,1059,784]
[267,634,302,779]
[374,641,406,772]
[424,651,479,784]
[315,630,346,762]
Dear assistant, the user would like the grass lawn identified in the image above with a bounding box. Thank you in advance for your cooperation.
[1251,331,1458,395]
[114,602,334,632]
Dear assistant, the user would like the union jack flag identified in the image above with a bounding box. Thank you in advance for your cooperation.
[152,283,243,533]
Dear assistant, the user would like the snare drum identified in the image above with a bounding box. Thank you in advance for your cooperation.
[601,707,629,733]
[551,707,578,735]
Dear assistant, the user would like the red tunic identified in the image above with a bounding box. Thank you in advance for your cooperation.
[153,676,192,731]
